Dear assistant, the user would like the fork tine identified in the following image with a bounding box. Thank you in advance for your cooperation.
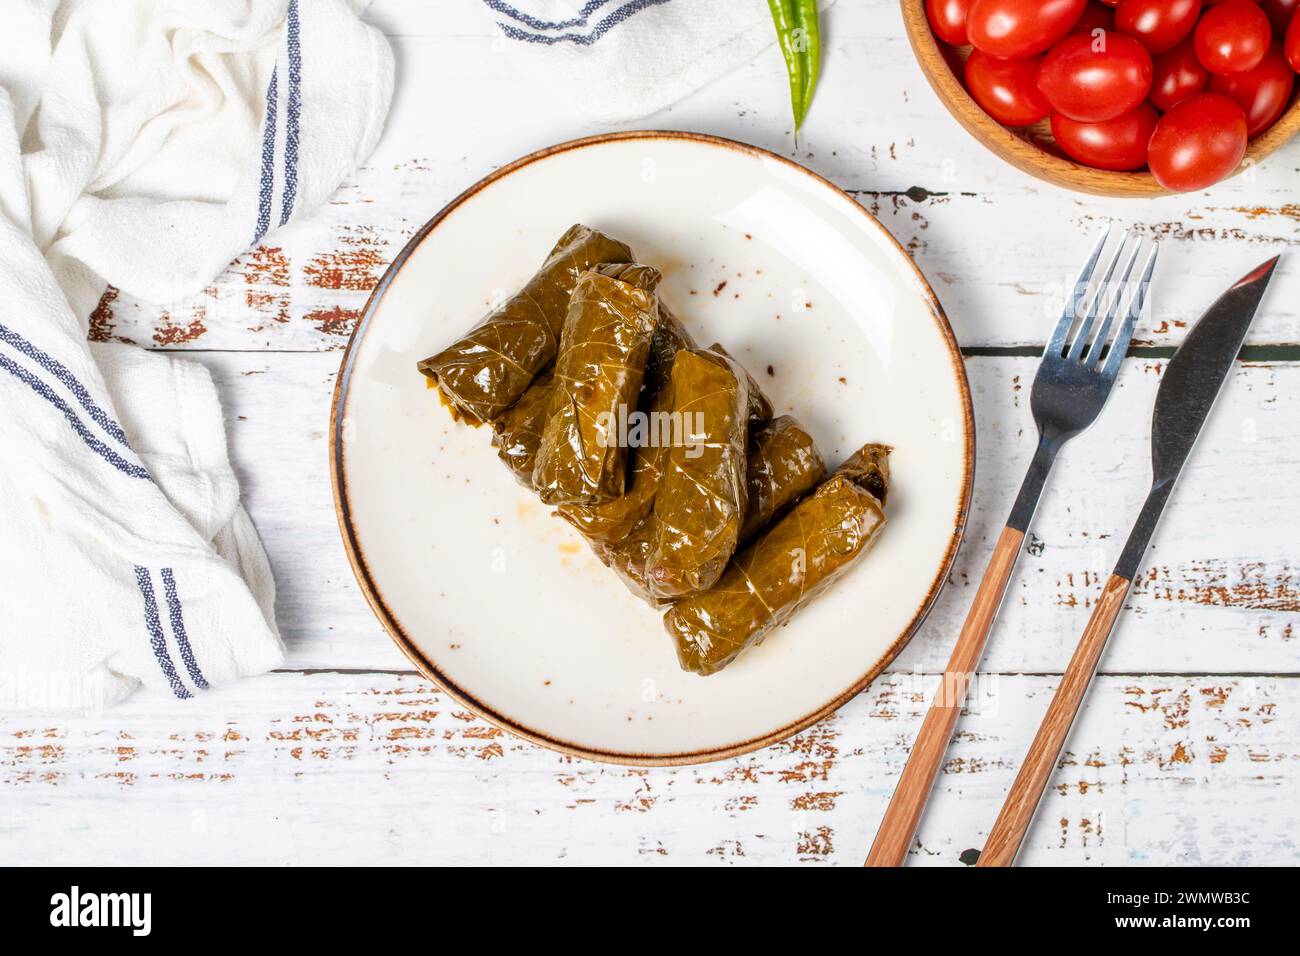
[1085,238,1144,368]
[1048,225,1111,357]
[1103,242,1159,378]
[1067,230,1129,362]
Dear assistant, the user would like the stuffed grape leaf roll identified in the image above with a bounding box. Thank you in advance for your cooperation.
[707,342,774,427]
[663,443,890,676]
[556,383,672,545]
[585,514,667,607]
[573,409,824,602]
[417,224,633,425]
[532,262,661,506]
[646,347,751,600]
[642,301,696,398]
[598,297,695,516]
[739,415,826,544]
[489,368,553,487]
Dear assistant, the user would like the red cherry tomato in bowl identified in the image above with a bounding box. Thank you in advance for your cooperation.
[1038,30,1155,121]
[1150,36,1211,110]
[967,0,1087,58]
[1194,1,1272,74]
[1115,0,1202,54]
[1051,102,1160,168]
[1147,92,1248,190]
[1287,10,1300,73]
[1208,43,1296,135]
[1260,0,1300,32]
[966,49,1053,125]
[1072,0,1117,33]
[927,0,975,45]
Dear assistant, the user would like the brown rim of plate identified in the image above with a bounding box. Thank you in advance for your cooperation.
[329,129,976,767]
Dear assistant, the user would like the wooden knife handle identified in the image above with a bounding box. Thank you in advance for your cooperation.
[865,525,1025,867]
[977,572,1132,867]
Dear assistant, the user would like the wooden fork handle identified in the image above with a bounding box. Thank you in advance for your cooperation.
[865,525,1025,867]
[978,572,1132,867]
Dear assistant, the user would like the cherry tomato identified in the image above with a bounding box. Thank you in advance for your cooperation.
[966,49,1054,125]
[1147,92,1248,189]
[1072,1,1117,33]
[1038,31,1154,121]
[1115,0,1202,54]
[1194,1,1272,74]
[1150,36,1211,109]
[967,0,1087,58]
[1259,0,1298,30]
[1208,43,1296,134]
[1287,10,1300,72]
[1052,102,1160,168]
[927,0,975,45]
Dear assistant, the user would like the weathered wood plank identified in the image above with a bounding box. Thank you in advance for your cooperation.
[201,351,1300,673]
[90,27,1300,352]
[914,354,1300,675]
[2,671,1294,865]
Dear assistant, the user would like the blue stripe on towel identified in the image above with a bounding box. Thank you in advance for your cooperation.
[496,0,669,45]
[482,0,612,31]
[0,353,150,480]
[135,566,193,700]
[161,568,209,691]
[0,322,132,447]
[252,66,279,245]
[279,0,302,227]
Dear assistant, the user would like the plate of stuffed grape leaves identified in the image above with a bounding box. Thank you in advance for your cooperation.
[331,131,974,765]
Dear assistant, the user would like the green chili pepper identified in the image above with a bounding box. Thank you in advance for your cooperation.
[768,0,804,135]
[768,0,821,138]
[792,0,821,131]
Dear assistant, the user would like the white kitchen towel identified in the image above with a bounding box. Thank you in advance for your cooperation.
[479,0,832,124]
[0,0,393,710]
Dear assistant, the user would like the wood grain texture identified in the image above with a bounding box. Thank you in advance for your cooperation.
[92,176,1300,351]
[898,0,1300,198]
[2,671,1295,866]
[979,572,1134,867]
[867,524,1024,865]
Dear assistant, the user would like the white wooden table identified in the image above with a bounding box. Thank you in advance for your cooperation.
[6,1,1299,866]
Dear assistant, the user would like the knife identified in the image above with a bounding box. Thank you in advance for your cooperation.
[976,255,1281,868]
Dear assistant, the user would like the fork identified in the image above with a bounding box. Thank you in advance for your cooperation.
[864,226,1159,867]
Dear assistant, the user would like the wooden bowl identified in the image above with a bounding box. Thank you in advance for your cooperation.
[901,0,1300,197]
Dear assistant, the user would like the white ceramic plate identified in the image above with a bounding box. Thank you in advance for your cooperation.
[332,132,973,765]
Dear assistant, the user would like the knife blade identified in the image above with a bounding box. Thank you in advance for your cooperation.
[1114,255,1280,581]
[977,255,1280,867]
